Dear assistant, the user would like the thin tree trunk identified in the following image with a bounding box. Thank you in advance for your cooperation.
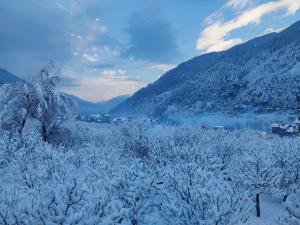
[42,125,47,142]
[256,193,261,217]
[18,118,26,134]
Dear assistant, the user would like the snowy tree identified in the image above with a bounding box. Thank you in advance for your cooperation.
[0,63,73,143]
[271,138,300,202]
[0,83,31,134]
[165,163,251,225]
[29,63,74,142]
[232,146,278,217]
[1,113,300,224]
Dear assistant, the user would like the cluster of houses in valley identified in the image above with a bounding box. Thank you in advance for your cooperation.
[75,113,112,123]
[73,112,300,137]
[74,113,157,125]
[75,113,129,124]
[271,118,300,136]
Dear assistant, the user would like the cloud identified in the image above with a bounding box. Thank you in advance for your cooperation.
[207,39,244,52]
[226,0,251,9]
[124,11,180,63]
[0,0,121,77]
[92,63,115,69]
[59,76,81,88]
[0,0,72,74]
[61,69,144,102]
[264,26,287,34]
[197,0,300,52]
[70,17,121,65]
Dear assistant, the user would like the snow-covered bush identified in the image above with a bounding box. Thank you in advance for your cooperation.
[285,192,300,219]
[164,163,251,225]
[0,63,73,145]
[232,143,278,217]
[0,83,30,133]
[117,119,153,158]
[271,138,300,201]
[1,118,300,224]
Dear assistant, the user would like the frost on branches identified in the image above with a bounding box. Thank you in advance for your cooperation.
[0,115,300,224]
[0,65,300,224]
[0,63,73,143]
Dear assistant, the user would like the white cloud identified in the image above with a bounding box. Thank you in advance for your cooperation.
[264,26,287,34]
[71,17,119,64]
[226,0,251,9]
[82,53,99,62]
[207,38,244,52]
[204,11,224,25]
[197,0,300,52]
[61,69,144,102]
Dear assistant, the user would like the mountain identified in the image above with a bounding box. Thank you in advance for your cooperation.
[112,21,300,117]
[68,94,129,114]
[0,67,128,114]
[0,68,24,85]
[98,95,129,113]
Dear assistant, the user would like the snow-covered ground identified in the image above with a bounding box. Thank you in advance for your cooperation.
[0,119,299,224]
[245,195,287,225]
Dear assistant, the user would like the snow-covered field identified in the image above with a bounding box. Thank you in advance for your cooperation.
[1,119,300,225]
[244,195,292,225]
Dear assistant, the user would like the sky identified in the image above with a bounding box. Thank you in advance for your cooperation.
[0,0,300,102]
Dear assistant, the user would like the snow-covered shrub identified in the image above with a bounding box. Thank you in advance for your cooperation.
[285,192,300,219]
[0,63,73,145]
[117,119,153,158]
[271,138,300,201]
[275,215,300,225]
[1,117,300,224]
[0,83,30,134]
[164,163,251,225]
[231,142,278,217]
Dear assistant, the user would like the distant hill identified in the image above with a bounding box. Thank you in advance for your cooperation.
[112,20,300,117]
[0,68,24,85]
[98,95,129,113]
[68,94,129,114]
[0,67,128,114]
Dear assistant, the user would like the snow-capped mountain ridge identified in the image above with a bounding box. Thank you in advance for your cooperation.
[112,21,300,117]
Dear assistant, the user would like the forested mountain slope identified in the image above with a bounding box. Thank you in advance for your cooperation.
[112,21,300,117]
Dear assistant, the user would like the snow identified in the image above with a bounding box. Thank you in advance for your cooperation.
[113,21,300,117]
[290,62,300,75]
[1,67,300,224]
[245,195,287,225]
[0,118,299,224]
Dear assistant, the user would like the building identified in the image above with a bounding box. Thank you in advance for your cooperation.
[271,118,300,136]
[75,113,111,123]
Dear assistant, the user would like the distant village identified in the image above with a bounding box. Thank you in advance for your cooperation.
[75,113,127,124]
[271,118,300,137]
[73,112,300,137]
[74,113,158,125]
[75,113,113,123]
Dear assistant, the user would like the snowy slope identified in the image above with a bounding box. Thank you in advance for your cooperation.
[0,68,24,85]
[112,20,300,117]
